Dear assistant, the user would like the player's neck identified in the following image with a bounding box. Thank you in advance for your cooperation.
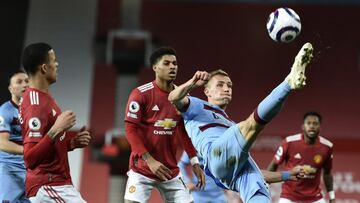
[155,78,174,93]
[11,95,21,105]
[304,135,316,144]
[29,76,51,93]
[208,99,227,110]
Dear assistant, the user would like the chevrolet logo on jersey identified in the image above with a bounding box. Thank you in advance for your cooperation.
[154,119,177,129]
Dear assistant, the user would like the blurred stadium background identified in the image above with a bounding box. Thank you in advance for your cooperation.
[0,0,359,202]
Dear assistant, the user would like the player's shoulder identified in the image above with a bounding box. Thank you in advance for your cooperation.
[22,88,49,106]
[285,133,302,143]
[135,82,155,94]
[0,100,10,110]
[318,136,333,148]
[0,101,14,115]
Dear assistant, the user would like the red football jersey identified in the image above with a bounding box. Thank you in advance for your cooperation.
[125,81,193,180]
[273,133,333,202]
[20,88,72,197]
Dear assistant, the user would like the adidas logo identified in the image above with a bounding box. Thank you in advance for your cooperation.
[152,105,159,111]
[294,153,301,159]
[52,109,57,117]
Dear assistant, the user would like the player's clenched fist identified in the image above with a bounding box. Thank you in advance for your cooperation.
[70,126,91,150]
[48,110,76,139]
[190,71,210,88]
[55,110,76,131]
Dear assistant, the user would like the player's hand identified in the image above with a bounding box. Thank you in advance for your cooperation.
[48,110,76,139]
[186,183,197,192]
[289,165,306,181]
[189,71,210,88]
[145,156,172,181]
[192,164,205,189]
[71,126,91,150]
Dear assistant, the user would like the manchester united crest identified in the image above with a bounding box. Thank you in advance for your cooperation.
[313,154,322,164]
[129,185,136,193]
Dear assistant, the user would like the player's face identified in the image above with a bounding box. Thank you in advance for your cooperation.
[153,55,178,82]
[205,75,232,109]
[45,49,59,84]
[302,115,321,139]
[9,73,29,98]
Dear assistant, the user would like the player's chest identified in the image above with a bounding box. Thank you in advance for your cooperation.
[144,95,181,121]
[288,145,328,167]
[200,106,234,126]
[48,103,62,123]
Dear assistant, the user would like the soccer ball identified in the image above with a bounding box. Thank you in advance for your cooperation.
[266,7,301,43]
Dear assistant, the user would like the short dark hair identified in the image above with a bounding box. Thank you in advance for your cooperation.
[149,47,176,67]
[303,111,322,123]
[22,42,53,75]
[8,70,26,85]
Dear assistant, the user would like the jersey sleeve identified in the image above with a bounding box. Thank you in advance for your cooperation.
[21,93,55,169]
[22,103,51,144]
[124,89,144,124]
[124,89,148,155]
[273,139,288,165]
[181,96,204,120]
[0,106,11,132]
[323,146,333,171]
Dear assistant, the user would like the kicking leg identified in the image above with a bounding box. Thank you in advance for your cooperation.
[241,43,314,150]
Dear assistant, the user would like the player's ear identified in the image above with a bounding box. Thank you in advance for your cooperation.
[152,64,157,72]
[40,63,47,74]
[204,87,210,97]
[8,85,12,93]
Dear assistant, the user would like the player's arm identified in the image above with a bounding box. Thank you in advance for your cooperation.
[24,110,76,169]
[178,120,205,188]
[267,159,279,171]
[0,110,24,154]
[323,149,335,202]
[323,168,335,202]
[168,71,209,111]
[268,139,288,171]
[67,126,91,151]
[125,121,148,156]
[178,152,197,191]
[125,122,169,180]
[261,166,303,183]
[0,132,23,154]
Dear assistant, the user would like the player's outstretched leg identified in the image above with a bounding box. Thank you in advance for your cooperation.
[255,42,314,124]
[286,42,314,90]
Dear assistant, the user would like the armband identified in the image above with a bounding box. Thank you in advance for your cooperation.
[281,171,291,181]
[328,191,335,200]
[190,156,200,166]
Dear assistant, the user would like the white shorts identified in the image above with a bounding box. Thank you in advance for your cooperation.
[279,197,326,203]
[124,170,193,203]
[29,185,86,203]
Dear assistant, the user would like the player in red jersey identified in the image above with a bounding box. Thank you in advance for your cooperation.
[268,112,335,203]
[19,42,91,202]
[124,47,205,203]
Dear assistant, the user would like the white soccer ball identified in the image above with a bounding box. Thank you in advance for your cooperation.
[266,7,301,43]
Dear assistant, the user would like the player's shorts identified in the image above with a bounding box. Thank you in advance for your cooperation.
[205,124,271,202]
[124,170,193,203]
[206,124,249,185]
[0,162,30,202]
[28,185,86,203]
[279,198,326,203]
